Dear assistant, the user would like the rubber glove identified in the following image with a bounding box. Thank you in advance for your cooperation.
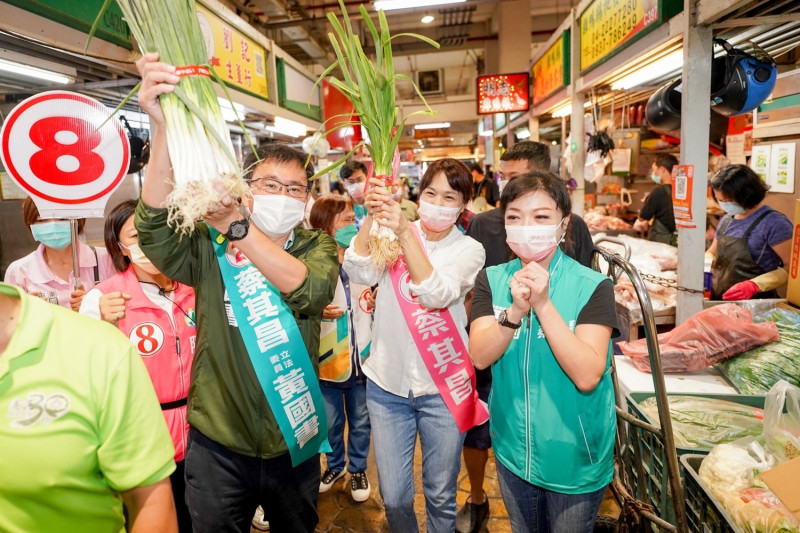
[751,268,788,292]
[722,280,760,300]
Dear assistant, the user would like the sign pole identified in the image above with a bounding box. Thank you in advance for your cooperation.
[70,219,81,291]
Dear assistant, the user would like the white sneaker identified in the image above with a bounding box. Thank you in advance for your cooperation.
[252,505,270,531]
[319,468,346,493]
[350,471,371,502]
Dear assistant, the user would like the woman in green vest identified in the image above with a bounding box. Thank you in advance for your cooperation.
[469,171,618,532]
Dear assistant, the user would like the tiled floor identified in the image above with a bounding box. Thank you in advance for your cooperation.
[254,437,619,532]
[315,438,509,533]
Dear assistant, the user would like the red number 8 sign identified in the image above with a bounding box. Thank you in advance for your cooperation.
[0,91,129,216]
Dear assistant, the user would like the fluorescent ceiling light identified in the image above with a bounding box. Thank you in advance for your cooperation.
[414,122,450,130]
[0,58,73,84]
[421,15,435,24]
[551,101,591,119]
[374,0,465,11]
[611,50,683,90]
[266,117,308,138]
[479,130,494,137]
[516,128,531,139]
[217,97,246,123]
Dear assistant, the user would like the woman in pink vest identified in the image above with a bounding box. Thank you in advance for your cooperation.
[79,199,195,532]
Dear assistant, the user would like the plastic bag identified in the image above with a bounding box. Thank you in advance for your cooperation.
[763,380,800,462]
[700,439,800,533]
[638,396,763,449]
[618,303,779,373]
[717,309,800,394]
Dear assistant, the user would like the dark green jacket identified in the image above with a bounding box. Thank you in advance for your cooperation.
[135,201,338,458]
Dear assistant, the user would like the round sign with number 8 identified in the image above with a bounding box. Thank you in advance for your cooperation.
[0,91,129,206]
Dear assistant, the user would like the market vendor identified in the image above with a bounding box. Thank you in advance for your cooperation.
[632,154,678,246]
[706,164,793,300]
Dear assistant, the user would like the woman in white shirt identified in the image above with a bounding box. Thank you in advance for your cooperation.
[343,158,485,533]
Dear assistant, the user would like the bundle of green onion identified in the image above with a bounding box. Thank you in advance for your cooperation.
[94,0,248,235]
[313,1,438,268]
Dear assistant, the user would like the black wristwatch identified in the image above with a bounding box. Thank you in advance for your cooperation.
[497,308,522,330]
[225,218,250,241]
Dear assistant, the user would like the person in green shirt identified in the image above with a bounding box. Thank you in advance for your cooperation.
[469,171,618,532]
[134,53,338,533]
[0,282,177,533]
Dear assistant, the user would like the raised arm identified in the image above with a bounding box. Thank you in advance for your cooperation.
[136,53,180,209]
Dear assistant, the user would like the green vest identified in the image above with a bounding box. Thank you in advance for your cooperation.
[485,248,615,494]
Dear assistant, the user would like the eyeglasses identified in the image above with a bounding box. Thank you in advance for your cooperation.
[248,178,310,198]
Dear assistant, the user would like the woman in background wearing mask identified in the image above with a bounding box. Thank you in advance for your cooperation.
[309,196,375,503]
[79,199,196,532]
[343,158,486,533]
[706,164,793,300]
[4,197,114,310]
[469,171,618,533]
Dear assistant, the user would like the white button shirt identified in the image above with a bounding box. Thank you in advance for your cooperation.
[343,221,485,397]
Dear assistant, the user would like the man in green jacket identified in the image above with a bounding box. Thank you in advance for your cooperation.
[134,53,338,532]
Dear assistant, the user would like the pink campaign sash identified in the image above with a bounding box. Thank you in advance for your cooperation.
[389,226,489,433]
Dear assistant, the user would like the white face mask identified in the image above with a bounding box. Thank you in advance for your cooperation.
[250,194,306,238]
[345,182,364,202]
[417,200,461,232]
[498,179,509,195]
[505,218,565,263]
[121,242,161,275]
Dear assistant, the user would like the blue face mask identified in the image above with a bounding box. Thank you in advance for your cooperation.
[650,171,662,184]
[31,220,72,250]
[718,200,745,216]
[334,224,358,249]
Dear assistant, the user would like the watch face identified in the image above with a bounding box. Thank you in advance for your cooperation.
[230,223,246,238]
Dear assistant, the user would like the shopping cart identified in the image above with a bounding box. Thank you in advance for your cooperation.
[592,240,687,533]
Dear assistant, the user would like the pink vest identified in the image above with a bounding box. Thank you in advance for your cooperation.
[95,267,196,461]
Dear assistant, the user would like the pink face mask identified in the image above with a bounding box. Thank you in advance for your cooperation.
[418,200,461,232]
[505,218,565,263]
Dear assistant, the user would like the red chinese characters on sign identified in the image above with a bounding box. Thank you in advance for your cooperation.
[476,73,530,115]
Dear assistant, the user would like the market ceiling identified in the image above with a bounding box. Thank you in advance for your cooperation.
[1,0,799,148]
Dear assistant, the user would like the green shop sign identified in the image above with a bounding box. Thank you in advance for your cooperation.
[6,0,131,49]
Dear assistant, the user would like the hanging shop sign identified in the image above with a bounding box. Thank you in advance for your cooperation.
[532,31,570,105]
[671,164,695,229]
[5,0,131,48]
[277,58,322,121]
[477,73,530,115]
[414,127,450,140]
[579,0,682,73]
[0,91,129,218]
[196,3,269,100]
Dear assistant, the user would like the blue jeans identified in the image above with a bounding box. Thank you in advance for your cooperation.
[184,428,319,532]
[366,379,465,533]
[321,382,371,473]
[496,459,606,533]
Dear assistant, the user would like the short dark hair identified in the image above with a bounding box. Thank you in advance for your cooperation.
[710,164,769,209]
[104,199,138,273]
[309,195,353,237]
[419,158,472,204]
[469,163,484,175]
[500,141,551,171]
[654,154,678,173]
[22,196,85,234]
[339,160,368,181]
[500,170,573,251]
[243,142,313,182]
